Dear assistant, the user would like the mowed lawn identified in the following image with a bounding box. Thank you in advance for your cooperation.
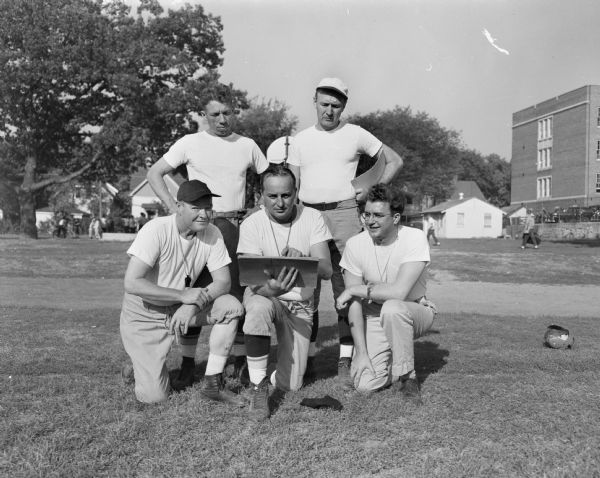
[1,235,599,477]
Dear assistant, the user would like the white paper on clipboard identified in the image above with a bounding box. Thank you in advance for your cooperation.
[238,256,319,288]
[351,154,386,191]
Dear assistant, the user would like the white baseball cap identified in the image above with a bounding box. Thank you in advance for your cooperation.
[316,77,348,99]
[267,136,294,164]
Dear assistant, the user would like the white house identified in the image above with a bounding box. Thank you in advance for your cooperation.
[501,204,527,226]
[422,196,504,238]
[129,168,185,218]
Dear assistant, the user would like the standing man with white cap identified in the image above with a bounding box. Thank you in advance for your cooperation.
[287,78,403,386]
[147,95,269,390]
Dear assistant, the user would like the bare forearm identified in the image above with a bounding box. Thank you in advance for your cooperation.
[346,283,411,303]
[348,300,368,354]
[147,170,178,214]
[124,277,183,303]
[379,145,403,184]
[205,279,230,300]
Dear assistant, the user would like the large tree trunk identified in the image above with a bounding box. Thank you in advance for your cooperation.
[18,156,38,239]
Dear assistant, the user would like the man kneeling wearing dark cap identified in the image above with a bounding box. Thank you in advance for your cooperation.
[120,180,244,404]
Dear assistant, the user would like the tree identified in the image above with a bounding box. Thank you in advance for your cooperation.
[348,107,461,205]
[457,150,511,207]
[0,0,246,237]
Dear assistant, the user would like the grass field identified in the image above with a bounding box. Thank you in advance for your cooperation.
[1,235,599,477]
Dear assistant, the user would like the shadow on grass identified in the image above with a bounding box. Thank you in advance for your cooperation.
[307,324,449,385]
[547,238,600,247]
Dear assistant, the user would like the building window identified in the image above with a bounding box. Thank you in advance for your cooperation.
[457,212,464,227]
[538,117,552,140]
[597,140,600,160]
[596,173,600,193]
[537,147,552,170]
[537,176,552,198]
[484,213,492,228]
[597,107,600,127]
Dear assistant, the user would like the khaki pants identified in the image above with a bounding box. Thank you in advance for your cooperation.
[120,293,243,403]
[353,300,435,392]
[242,288,313,392]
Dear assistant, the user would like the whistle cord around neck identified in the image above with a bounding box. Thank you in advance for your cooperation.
[268,218,293,257]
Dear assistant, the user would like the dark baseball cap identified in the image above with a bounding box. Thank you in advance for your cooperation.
[177,180,220,206]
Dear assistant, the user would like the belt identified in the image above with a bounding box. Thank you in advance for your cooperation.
[302,199,357,211]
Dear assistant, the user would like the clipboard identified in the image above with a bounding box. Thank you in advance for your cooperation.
[351,154,386,191]
[238,256,320,288]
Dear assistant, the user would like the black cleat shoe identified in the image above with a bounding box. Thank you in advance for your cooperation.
[248,377,270,421]
[171,359,195,391]
[338,357,354,391]
[200,373,245,406]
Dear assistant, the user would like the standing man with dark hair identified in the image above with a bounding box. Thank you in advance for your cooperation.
[120,180,244,405]
[336,183,437,404]
[237,164,332,420]
[520,209,539,249]
[287,78,403,386]
[147,97,269,390]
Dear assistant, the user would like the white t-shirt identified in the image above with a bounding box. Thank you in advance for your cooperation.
[127,215,231,306]
[163,131,268,212]
[340,226,430,316]
[287,123,382,203]
[237,205,332,302]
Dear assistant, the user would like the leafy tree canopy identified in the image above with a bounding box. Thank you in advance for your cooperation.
[0,0,245,237]
[348,106,509,206]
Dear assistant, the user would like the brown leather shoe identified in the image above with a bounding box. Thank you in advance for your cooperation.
[200,373,245,407]
[248,377,271,421]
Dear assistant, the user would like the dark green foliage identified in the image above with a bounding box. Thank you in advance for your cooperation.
[0,0,244,237]
[349,107,510,206]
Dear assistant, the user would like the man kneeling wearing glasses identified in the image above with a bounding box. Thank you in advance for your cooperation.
[120,180,244,404]
[337,183,437,404]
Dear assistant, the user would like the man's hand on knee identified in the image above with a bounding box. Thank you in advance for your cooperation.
[170,304,199,335]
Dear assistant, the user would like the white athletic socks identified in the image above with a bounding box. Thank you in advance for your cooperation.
[339,344,354,359]
[180,344,196,358]
[205,353,228,376]
[247,354,268,385]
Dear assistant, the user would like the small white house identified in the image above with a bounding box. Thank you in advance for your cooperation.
[422,196,505,238]
[129,168,185,218]
[501,204,527,225]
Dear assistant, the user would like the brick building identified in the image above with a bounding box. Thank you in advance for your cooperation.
[511,85,600,211]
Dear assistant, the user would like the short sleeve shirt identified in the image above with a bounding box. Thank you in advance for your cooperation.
[287,123,382,203]
[163,131,268,212]
[237,205,332,301]
[127,215,231,306]
[340,226,430,316]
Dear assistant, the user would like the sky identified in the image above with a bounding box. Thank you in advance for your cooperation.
[152,0,600,160]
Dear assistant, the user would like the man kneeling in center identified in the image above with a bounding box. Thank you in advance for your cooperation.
[120,180,244,404]
[336,183,437,404]
[237,164,332,420]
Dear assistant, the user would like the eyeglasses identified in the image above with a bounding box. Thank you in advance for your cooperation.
[361,212,392,221]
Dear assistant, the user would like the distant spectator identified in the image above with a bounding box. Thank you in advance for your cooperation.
[521,209,539,250]
[89,216,102,239]
[73,217,81,237]
[136,212,148,231]
[426,216,440,246]
[56,214,67,238]
[126,215,136,233]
